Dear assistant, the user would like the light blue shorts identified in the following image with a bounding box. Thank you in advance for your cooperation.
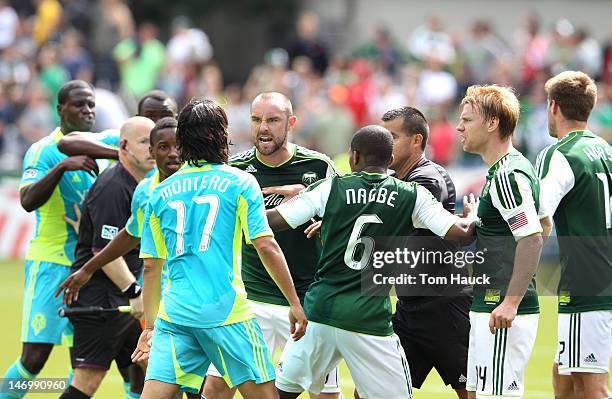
[146,318,275,393]
[21,261,73,345]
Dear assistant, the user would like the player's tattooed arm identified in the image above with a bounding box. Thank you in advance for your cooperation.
[59,132,119,160]
[489,232,543,333]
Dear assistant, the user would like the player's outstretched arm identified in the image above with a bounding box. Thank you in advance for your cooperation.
[132,258,163,363]
[539,215,553,243]
[20,155,99,212]
[252,236,307,340]
[489,233,543,333]
[57,228,140,303]
[266,209,292,232]
[58,132,119,160]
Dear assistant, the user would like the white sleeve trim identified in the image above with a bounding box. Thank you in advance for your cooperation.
[538,150,575,218]
[490,173,543,241]
[276,178,332,228]
[412,184,459,237]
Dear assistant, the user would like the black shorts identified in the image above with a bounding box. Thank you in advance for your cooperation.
[70,311,141,370]
[392,295,471,389]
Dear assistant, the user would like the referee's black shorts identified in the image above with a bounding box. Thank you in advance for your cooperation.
[69,291,141,370]
[392,295,471,389]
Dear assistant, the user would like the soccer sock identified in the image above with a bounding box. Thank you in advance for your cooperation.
[59,385,90,399]
[67,368,74,386]
[126,390,141,399]
[0,359,38,399]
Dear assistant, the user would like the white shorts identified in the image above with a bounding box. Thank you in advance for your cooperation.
[208,301,340,393]
[466,311,538,398]
[275,321,412,398]
[557,310,612,375]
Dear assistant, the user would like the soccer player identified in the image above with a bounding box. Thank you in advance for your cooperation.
[456,85,544,399]
[58,90,177,159]
[59,117,156,399]
[204,91,340,399]
[535,71,612,399]
[0,80,118,399]
[58,117,179,299]
[266,125,478,399]
[133,98,307,399]
[382,106,471,398]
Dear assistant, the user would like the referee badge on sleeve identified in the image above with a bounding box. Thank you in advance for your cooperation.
[101,225,119,240]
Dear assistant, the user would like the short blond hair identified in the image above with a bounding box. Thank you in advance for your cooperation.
[545,71,597,122]
[461,85,520,139]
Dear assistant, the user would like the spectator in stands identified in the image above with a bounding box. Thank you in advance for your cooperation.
[0,0,18,50]
[113,22,165,108]
[287,11,329,77]
[408,14,455,65]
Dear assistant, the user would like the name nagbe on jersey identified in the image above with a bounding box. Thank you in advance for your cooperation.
[346,187,398,207]
[160,175,232,201]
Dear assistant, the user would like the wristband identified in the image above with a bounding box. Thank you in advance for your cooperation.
[122,281,142,299]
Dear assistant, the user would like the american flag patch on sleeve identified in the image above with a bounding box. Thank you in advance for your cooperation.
[508,212,528,231]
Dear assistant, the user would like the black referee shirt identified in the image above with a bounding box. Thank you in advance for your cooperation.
[398,156,471,303]
[71,162,142,307]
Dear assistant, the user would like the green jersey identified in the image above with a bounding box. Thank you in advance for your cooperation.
[473,149,541,314]
[230,144,336,305]
[536,130,612,313]
[276,172,459,336]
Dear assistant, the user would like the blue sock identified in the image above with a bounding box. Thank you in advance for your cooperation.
[123,381,140,399]
[67,368,74,386]
[0,359,38,399]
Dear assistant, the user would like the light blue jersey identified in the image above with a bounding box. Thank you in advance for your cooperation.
[140,162,273,328]
[126,170,160,238]
[19,128,119,265]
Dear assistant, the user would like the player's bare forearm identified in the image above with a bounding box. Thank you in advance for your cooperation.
[82,229,140,275]
[59,132,119,160]
[142,258,163,329]
[504,233,543,306]
[266,209,291,232]
[444,218,476,241]
[539,216,553,243]
[101,254,137,290]
[252,236,300,306]
[20,165,67,212]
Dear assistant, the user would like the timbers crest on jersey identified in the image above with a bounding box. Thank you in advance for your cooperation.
[302,172,319,186]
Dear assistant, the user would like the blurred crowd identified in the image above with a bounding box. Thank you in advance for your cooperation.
[1,0,611,171]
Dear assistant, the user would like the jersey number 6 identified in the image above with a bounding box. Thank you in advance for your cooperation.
[343,214,383,270]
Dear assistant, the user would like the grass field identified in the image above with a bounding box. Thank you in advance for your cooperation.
[0,259,608,398]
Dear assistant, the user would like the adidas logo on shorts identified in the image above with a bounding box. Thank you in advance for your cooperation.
[584,353,597,363]
[458,374,467,383]
[507,381,519,391]
[245,165,258,173]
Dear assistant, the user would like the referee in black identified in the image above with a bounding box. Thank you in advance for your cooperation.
[382,107,472,399]
[60,116,156,399]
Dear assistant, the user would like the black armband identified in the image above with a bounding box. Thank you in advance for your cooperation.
[122,281,142,299]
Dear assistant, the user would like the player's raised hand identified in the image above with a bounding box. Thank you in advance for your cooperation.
[304,220,322,239]
[132,328,154,363]
[489,301,518,334]
[288,304,308,341]
[59,155,99,177]
[462,193,479,220]
[64,203,82,233]
[262,184,306,203]
[55,268,93,304]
